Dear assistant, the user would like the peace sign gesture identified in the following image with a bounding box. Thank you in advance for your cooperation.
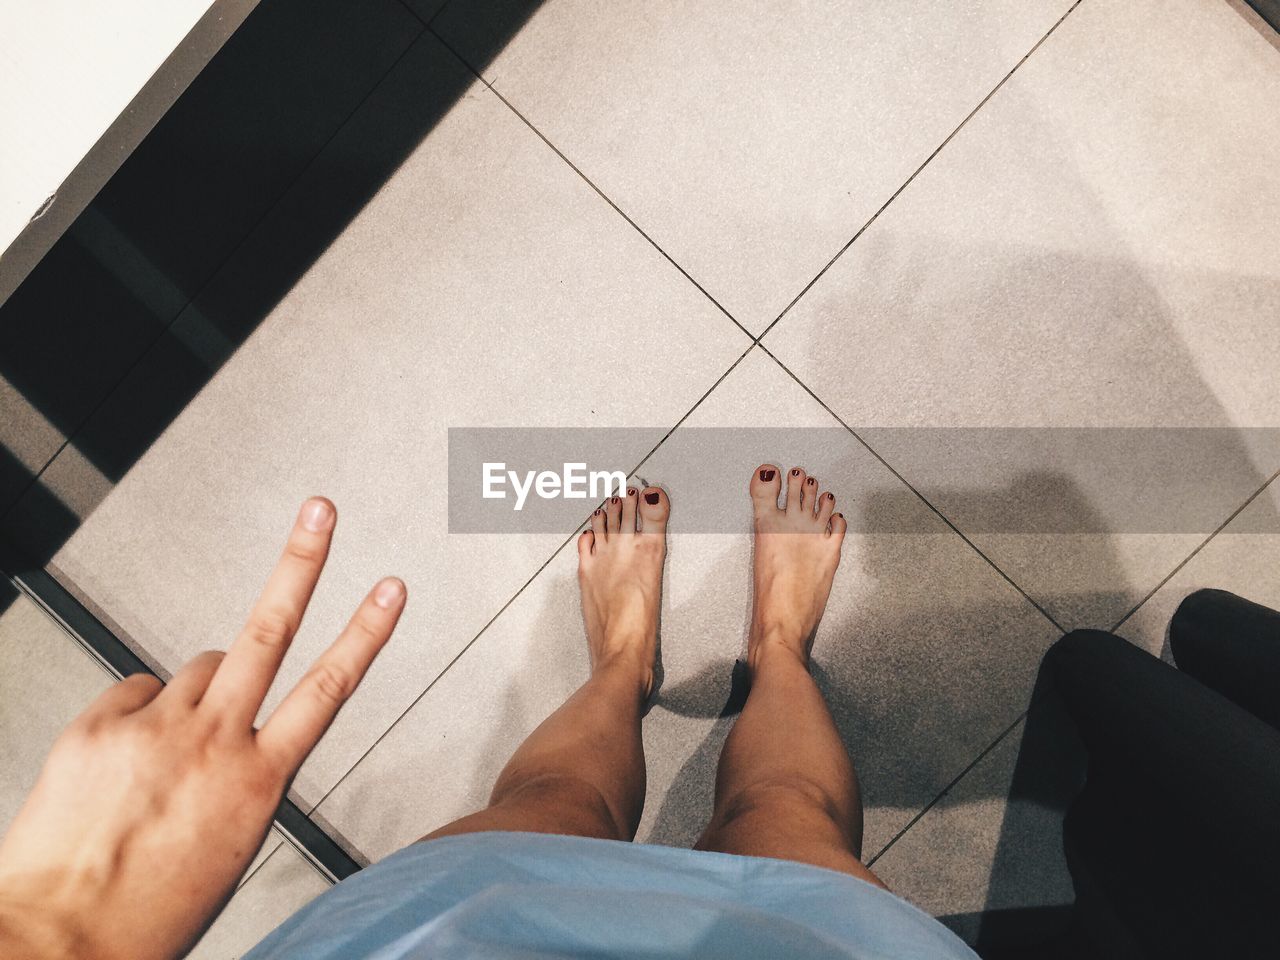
[0,498,404,960]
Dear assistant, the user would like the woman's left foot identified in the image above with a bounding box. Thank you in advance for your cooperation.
[577,486,669,700]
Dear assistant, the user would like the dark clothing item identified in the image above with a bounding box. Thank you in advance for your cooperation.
[1041,590,1280,960]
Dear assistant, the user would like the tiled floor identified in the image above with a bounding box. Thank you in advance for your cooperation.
[2,0,1280,953]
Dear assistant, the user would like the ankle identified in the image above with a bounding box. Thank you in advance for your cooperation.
[592,648,655,701]
[747,630,810,676]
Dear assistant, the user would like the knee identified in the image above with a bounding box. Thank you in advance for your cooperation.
[716,775,849,832]
[490,770,629,840]
[1050,628,1125,660]
[1045,628,1130,684]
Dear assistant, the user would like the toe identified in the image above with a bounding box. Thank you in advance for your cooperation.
[816,490,836,525]
[621,486,639,534]
[803,474,819,514]
[577,529,595,559]
[750,464,781,507]
[604,494,623,537]
[828,511,848,542]
[638,487,670,534]
[590,508,607,541]
[785,467,807,514]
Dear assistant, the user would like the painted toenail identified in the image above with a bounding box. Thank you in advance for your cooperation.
[835,513,844,519]
[612,497,620,504]
[826,493,834,500]
[805,477,815,486]
[791,469,800,477]
[594,509,602,515]
[759,469,775,481]
[644,492,660,504]
[627,488,637,497]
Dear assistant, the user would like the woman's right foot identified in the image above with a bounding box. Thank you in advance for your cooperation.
[746,465,847,673]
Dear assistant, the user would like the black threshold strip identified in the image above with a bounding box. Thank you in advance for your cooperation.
[2,558,361,883]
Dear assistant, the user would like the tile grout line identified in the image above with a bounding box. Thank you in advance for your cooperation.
[423,9,1070,631]
[0,17,431,532]
[424,25,757,346]
[301,532,577,818]
[302,343,759,822]
[755,0,1085,344]
[1108,465,1280,632]
[305,0,1092,828]
[424,0,1084,640]
[866,711,1028,867]
[418,0,1082,635]
[756,342,1067,633]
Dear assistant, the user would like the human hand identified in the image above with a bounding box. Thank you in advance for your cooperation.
[0,498,404,960]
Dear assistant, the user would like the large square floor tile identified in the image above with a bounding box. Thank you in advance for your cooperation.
[433,0,1076,332]
[315,350,1061,860]
[5,31,746,808]
[763,0,1280,630]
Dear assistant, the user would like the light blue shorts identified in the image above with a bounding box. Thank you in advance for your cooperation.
[244,831,977,959]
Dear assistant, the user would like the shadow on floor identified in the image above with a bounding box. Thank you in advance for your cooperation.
[0,0,545,598]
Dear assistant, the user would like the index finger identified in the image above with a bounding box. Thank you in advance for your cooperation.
[201,498,336,727]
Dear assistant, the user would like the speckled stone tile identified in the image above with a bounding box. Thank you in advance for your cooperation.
[433,0,1076,332]
[315,350,1061,861]
[763,0,1280,631]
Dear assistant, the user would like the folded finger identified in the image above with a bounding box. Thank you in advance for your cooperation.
[201,498,335,727]
[160,650,226,707]
[258,578,405,773]
[75,672,163,728]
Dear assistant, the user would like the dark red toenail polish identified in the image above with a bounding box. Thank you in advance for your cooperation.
[644,492,660,504]
[759,469,775,482]
[835,512,844,519]
[805,477,815,485]
[826,492,834,500]
[594,509,602,516]
[791,469,800,476]
[627,488,636,497]
[611,497,620,504]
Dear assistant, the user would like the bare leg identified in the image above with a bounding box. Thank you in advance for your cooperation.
[421,486,669,844]
[695,465,885,888]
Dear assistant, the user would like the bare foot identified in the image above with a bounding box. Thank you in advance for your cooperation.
[577,485,670,700]
[746,464,847,673]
